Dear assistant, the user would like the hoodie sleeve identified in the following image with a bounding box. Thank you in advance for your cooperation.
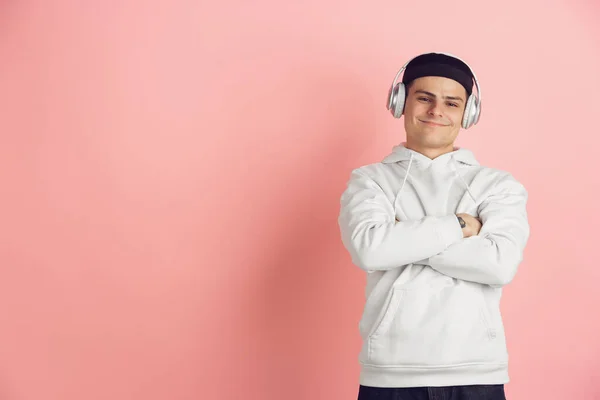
[425,175,530,287]
[338,169,464,272]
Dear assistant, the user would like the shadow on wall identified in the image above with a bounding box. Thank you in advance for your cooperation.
[245,65,377,399]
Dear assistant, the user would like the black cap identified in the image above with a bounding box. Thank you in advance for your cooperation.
[401,53,474,96]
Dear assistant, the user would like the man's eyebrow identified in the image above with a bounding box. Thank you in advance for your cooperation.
[414,90,465,103]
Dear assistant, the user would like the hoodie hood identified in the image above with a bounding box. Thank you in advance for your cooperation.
[382,142,480,203]
[381,142,480,166]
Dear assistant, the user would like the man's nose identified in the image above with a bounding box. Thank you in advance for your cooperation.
[428,102,443,116]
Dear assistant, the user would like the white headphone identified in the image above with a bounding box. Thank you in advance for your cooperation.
[386,52,482,129]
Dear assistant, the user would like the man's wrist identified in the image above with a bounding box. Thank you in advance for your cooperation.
[456,215,466,229]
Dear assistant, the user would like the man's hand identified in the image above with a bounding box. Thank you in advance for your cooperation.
[457,213,482,238]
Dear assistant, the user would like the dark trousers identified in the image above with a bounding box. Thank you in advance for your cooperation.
[357,384,506,400]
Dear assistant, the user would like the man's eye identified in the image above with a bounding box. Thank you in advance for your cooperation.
[418,97,431,102]
[448,103,459,107]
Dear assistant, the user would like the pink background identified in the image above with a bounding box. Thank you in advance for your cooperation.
[1,1,599,399]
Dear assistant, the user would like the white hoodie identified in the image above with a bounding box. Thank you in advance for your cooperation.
[338,143,530,388]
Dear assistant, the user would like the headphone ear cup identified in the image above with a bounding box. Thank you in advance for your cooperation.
[462,95,476,129]
[387,85,395,112]
[473,99,481,125]
[392,83,405,118]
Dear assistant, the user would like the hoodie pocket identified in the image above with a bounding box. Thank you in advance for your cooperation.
[366,289,405,339]
[366,283,501,367]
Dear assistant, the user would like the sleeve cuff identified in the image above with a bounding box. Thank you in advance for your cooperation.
[435,214,464,248]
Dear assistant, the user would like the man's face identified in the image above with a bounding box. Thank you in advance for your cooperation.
[403,76,468,151]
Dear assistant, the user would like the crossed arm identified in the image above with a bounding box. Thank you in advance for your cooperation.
[338,169,530,287]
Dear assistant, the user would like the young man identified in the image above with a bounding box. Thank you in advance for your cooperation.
[338,52,530,400]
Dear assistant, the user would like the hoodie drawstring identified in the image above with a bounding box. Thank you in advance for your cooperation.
[398,152,414,195]
[452,156,476,203]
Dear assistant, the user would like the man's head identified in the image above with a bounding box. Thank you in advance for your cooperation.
[400,53,476,156]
